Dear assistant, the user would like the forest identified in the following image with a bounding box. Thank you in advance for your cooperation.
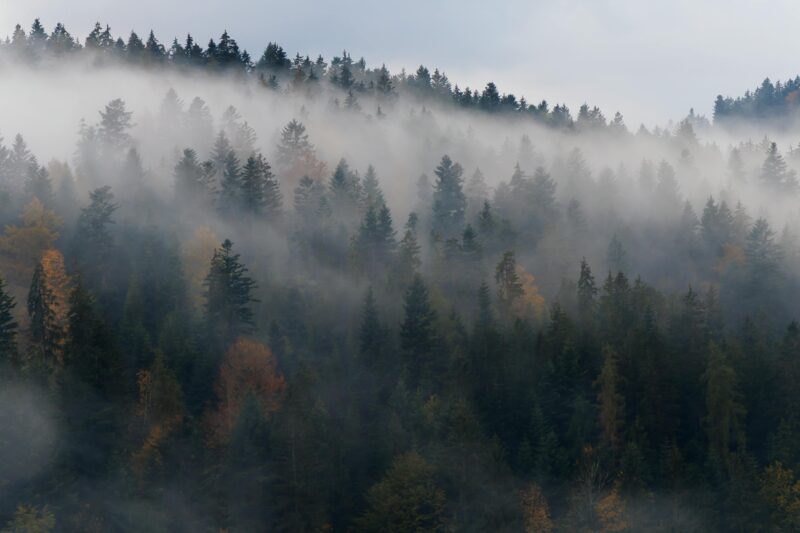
[2,18,800,532]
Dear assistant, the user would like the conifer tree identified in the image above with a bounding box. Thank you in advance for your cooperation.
[98,98,133,151]
[396,213,422,284]
[596,344,625,451]
[704,341,745,461]
[204,239,258,349]
[174,148,209,202]
[432,154,466,238]
[400,274,439,389]
[359,288,385,369]
[495,250,523,316]
[362,164,385,209]
[27,260,65,371]
[218,150,241,213]
[0,275,17,363]
[76,185,118,265]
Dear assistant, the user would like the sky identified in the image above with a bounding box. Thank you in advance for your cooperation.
[2,0,800,127]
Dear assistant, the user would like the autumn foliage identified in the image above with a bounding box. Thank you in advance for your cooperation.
[207,337,285,445]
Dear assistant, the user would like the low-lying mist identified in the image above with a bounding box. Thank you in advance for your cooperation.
[2,24,800,533]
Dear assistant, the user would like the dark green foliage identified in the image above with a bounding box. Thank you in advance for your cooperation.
[203,239,257,349]
[431,155,465,238]
[400,274,440,390]
[0,275,17,363]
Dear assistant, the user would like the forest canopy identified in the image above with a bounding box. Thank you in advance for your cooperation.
[2,18,800,532]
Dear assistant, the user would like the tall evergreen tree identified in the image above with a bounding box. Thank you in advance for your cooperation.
[432,154,466,238]
[0,275,18,364]
[218,150,242,213]
[400,274,439,390]
[204,239,258,349]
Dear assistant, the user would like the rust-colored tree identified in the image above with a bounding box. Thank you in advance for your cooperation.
[207,337,285,445]
[131,351,184,480]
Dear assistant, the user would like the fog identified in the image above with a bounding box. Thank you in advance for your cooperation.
[2,24,800,532]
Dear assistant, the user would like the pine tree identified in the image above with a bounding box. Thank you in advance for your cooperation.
[704,341,745,461]
[359,288,385,369]
[465,167,489,220]
[396,213,422,284]
[761,142,798,193]
[259,154,283,221]
[0,275,17,363]
[362,164,385,209]
[28,262,62,374]
[607,234,627,273]
[432,155,466,238]
[174,148,209,202]
[76,185,118,263]
[400,274,439,390]
[9,134,33,190]
[24,162,53,205]
[276,119,313,168]
[596,345,625,451]
[240,154,266,214]
[204,239,258,349]
[356,452,446,532]
[577,258,598,329]
[218,150,241,213]
[98,98,133,151]
[495,251,523,316]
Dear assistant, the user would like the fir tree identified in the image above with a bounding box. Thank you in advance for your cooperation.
[218,150,242,213]
[0,275,18,363]
[400,274,439,390]
[204,239,258,349]
[495,250,523,317]
[432,154,466,238]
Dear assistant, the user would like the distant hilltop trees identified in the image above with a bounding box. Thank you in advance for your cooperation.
[714,76,800,127]
[1,18,627,132]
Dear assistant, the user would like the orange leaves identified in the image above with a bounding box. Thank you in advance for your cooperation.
[282,152,327,191]
[713,243,745,275]
[207,337,285,446]
[520,483,554,533]
[595,486,628,532]
[0,198,62,290]
[513,265,546,321]
[131,352,184,479]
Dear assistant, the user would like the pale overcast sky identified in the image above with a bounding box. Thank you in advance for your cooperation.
[2,0,800,126]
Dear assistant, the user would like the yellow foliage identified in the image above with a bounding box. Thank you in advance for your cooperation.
[513,265,546,321]
[520,484,554,533]
[0,199,62,290]
[207,338,285,446]
[760,462,800,530]
[39,249,71,364]
[714,243,745,275]
[131,353,184,480]
[595,486,628,532]
[182,225,218,310]
[1,504,55,533]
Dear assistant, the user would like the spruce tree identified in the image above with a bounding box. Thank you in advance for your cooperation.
[359,288,385,369]
[98,98,133,151]
[204,239,258,349]
[362,165,385,209]
[240,154,266,214]
[432,154,466,238]
[218,150,241,213]
[495,250,523,316]
[400,274,439,390]
[0,275,18,363]
[174,148,209,202]
[77,185,118,262]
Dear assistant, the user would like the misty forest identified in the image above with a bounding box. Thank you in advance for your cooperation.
[5,19,800,533]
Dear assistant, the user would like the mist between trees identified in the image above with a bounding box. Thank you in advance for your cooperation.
[2,18,800,533]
